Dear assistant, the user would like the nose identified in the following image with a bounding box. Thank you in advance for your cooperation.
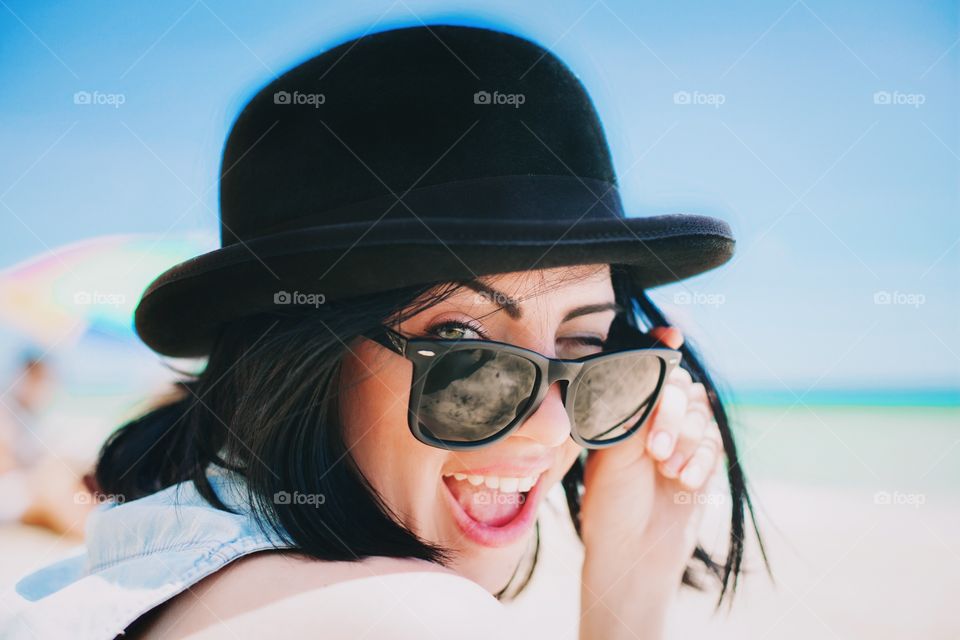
[511,382,571,448]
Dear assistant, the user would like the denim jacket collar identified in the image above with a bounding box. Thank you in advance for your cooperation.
[3,469,291,640]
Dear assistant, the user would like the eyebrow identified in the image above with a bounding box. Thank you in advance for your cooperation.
[562,302,624,323]
[460,280,624,322]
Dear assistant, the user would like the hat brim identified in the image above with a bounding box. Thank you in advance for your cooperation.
[134,213,734,357]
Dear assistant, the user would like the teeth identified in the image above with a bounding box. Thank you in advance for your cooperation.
[443,472,541,493]
[499,477,519,492]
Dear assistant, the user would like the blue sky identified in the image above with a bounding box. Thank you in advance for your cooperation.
[0,0,957,391]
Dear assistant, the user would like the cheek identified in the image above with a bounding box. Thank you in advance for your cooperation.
[339,342,409,449]
[549,441,583,487]
[562,441,582,471]
[338,347,447,525]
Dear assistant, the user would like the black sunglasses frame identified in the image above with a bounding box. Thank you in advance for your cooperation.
[361,323,682,451]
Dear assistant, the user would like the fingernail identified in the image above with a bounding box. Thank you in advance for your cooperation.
[681,463,703,488]
[649,431,673,459]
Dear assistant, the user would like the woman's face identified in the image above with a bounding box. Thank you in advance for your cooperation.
[339,264,618,593]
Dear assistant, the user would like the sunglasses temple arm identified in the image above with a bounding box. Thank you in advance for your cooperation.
[361,326,408,356]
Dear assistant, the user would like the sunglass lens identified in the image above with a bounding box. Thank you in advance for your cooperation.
[417,348,538,443]
[572,353,664,443]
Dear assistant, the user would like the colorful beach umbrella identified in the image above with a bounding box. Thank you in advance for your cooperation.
[0,232,216,349]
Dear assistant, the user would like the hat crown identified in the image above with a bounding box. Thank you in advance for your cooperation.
[218,24,620,245]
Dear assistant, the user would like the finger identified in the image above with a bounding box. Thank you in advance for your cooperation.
[657,410,708,479]
[678,427,723,490]
[685,384,713,422]
[668,365,692,387]
[687,381,708,406]
[648,326,684,350]
[704,446,728,492]
[645,383,689,461]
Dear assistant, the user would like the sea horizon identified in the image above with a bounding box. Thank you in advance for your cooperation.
[726,386,960,407]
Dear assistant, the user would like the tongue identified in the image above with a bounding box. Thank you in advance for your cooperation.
[444,478,525,526]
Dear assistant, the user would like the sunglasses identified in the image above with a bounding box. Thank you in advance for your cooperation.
[361,318,682,451]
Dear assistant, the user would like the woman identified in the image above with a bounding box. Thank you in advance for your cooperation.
[5,23,766,639]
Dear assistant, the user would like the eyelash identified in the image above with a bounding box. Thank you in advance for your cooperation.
[423,319,489,343]
[425,319,607,348]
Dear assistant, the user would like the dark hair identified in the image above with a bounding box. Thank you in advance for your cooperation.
[95,264,769,606]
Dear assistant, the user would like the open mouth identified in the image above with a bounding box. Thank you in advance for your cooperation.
[440,471,545,547]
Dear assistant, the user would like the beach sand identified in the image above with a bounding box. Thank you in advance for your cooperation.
[669,480,960,639]
[667,404,960,639]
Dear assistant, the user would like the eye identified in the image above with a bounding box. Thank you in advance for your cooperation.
[425,319,486,341]
[564,336,607,348]
[558,335,608,359]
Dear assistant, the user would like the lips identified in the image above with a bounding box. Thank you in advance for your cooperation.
[440,471,545,548]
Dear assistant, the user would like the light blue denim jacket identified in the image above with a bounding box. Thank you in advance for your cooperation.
[2,470,290,639]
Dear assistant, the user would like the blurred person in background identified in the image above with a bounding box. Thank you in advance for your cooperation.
[0,350,93,536]
[0,351,50,473]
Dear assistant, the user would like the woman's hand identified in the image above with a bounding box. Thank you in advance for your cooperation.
[577,326,725,639]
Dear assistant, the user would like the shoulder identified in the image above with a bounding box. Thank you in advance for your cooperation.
[135,552,508,639]
[185,566,507,639]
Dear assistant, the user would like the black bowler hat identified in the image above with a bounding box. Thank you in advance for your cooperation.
[134,23,735,358]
